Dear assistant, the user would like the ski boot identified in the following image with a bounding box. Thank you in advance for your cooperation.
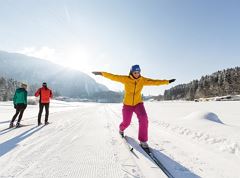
[119,130,124,138]
[9,122,14,128]
[16,122,21,128]
[140,141,149,149]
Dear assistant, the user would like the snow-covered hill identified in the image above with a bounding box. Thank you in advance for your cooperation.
[1,101,240,178]
[0,50,108,98]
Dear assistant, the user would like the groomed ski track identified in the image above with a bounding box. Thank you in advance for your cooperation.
[0,103,199,178]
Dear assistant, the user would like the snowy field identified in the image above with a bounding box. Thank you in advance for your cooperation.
[0,100,240,178]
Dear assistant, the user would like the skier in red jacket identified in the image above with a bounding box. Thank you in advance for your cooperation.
[35,82,53,126]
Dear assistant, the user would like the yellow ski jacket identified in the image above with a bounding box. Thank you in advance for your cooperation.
[101,72,169,106]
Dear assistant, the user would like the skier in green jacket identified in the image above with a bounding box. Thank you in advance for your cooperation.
[9,83,28,128]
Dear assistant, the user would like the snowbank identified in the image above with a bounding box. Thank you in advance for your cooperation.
[184,111,224,124]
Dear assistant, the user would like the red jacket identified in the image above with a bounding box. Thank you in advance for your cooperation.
[35,87,53,103]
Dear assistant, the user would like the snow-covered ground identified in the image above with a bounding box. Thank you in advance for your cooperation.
[0,100,240,178]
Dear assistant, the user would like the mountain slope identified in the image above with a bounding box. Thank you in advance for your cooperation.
[0,50,108,98]
[164,67,240,100]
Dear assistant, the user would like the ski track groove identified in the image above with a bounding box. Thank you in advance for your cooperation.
[106,104,240,178]
[152,120,240,156]
[105,104,202,178]
[103,105,144,178]
[11,104,127,178]
[4,103,237,177]
[104,105,169,178]
[0,107,93,177]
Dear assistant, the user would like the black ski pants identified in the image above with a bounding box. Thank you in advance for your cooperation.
[38,103,49,124]
[11,104,27,124]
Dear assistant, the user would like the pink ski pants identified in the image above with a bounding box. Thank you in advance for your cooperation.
[120,103,148,142]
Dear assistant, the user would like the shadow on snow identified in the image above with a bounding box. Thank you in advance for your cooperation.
[0,120,11,124]
[0,126,44,157]
[126,136,200,178]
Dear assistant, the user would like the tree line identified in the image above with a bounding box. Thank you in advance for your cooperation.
[164,67,240,100]
[0,77,39,101]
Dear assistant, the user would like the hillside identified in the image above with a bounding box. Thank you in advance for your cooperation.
[0,51,108,98]
[164,67,240,100]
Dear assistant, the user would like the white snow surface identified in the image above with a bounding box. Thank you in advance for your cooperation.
[0,100,240,178]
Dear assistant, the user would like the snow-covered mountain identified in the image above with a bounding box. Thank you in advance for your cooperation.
[0,50,108,98]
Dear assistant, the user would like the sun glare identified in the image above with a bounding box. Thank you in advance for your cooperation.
[61,47,92,72]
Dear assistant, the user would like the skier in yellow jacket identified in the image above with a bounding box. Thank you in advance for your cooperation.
[93,65,175,148]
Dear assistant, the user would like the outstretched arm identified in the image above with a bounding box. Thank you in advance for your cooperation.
[143,77,176,86]
[92,71,128,83]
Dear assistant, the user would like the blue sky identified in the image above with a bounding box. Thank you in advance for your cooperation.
[0,0,240,95]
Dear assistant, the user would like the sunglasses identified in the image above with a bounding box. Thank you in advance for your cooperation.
[133,71,140,74]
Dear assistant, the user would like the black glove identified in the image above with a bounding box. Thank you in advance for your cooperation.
[92,72,102,76]
[169,79,176,83]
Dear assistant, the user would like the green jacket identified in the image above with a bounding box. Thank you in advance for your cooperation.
[13,88,28,105]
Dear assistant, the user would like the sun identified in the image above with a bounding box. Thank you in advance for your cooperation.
[45,44,99,73]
